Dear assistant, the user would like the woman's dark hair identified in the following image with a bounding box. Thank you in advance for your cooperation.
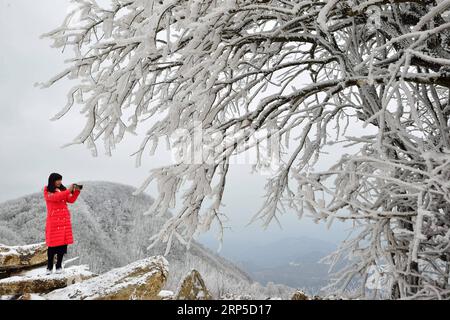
[47,173,67,192]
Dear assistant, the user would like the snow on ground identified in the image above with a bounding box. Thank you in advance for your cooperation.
[44,256,168,300]
[0,265,94,284]
[0,242,45,257]
[157,290,174,298]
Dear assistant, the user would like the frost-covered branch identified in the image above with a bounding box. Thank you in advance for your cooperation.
[42,0,450,299]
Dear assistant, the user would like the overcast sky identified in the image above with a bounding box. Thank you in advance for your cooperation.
[0,0,352,252]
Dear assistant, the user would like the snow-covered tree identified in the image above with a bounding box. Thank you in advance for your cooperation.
[40,0,450,299]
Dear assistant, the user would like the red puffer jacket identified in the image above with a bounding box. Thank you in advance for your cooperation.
[43,186,80,247]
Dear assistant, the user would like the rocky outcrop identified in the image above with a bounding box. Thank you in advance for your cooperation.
[0,265,96,296]
[291,290,309,300]
[220,293,254,300]
[176,269,212,300]
[44,256,169,300]
[17,293,46,300]
[157,290,174,300]
[0,243,47,275]
[0,242,169,300]
[0,242,296,300]
[290,290,323,300]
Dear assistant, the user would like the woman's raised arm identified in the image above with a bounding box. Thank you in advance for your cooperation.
[67,189,81,203]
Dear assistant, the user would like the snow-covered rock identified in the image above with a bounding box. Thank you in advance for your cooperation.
[176,269,212,300]
[157,290,174,300]
[44,256,168,300]
[0,242,47,273]
[220,293,254,300]
[291,290,309,300]
[0,265,95,296]
[17,293,47,300]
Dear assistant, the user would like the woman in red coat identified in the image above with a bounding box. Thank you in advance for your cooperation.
[43,173,81,274]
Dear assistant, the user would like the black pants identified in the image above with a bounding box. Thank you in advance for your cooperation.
[47,245,67,270]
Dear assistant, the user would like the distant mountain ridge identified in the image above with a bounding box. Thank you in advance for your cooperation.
[0,181,293,298]
[202,235,337,294]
